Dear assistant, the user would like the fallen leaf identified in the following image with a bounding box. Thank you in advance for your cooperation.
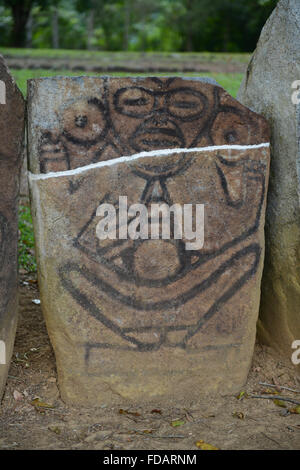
[171,419,185,427]
[273,399,287,408]
[13,390,23,401]
[119,409,140,417]
[196,440,219,450]
[290,405,300,414]
[48,426,61,435]
[31,398,54,409]
[151,409,162,414]
[232,411,244,419]
[261,388,279,395]
[236,390,248,400]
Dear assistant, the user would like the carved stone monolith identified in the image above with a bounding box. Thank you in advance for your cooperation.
[28,77,269,405]
[0,56,25,400]
[238,0,300,355]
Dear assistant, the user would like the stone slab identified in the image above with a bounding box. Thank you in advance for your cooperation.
[28,77,269,405]
[238,0,300,355]
[0,56,25,401]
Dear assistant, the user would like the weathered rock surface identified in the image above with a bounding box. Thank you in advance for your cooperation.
[28,77,269,405]
[0,56,25,400]
[238,0,300,356]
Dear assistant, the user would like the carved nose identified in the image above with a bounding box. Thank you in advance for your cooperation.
[151,111,170,126]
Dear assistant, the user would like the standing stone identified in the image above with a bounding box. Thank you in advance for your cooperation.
[28,77,269,405]
[238,0,300,356]
[0,56,25,400]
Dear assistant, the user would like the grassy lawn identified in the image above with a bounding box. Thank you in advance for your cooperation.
[2,47,251,63]
[12,69,243,98]
[5,46,246,97]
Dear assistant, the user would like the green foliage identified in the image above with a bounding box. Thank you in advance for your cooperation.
[1,0,51,47]
[18,205,37,273]
[0,0,278,52]
[0,4,12,44]
[174,0,278,52]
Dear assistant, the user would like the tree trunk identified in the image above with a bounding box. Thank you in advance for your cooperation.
[222,20,230,52]
[9,1,32,48]
[26,11,33,48]
[52,6,59,49]
[87,9,95,50]
[123,0,131,51]
[185,29,193,52]
[185,0,193,52]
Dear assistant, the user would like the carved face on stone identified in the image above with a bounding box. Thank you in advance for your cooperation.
[110,80,210,151]
[109,78,263,151]
[32,77,270,352]
[38,77,268,174]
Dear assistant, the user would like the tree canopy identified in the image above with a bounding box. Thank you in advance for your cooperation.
[0,0,278,51]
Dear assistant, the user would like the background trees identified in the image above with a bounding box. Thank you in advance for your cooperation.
[0,0,278,51]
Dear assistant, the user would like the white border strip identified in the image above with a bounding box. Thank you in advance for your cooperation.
[29,142,270,181]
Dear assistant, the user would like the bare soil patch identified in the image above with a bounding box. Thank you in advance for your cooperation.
[0,273,299,450]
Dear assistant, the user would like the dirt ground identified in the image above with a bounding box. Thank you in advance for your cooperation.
[0,272,299,450]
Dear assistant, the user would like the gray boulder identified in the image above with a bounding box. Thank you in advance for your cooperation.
[238,0,300,355]
[0,56,25,401]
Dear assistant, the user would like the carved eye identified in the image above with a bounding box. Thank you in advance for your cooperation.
[167,88,207,121]
[62,98,107,144]
[211,112,252,146]
[114,87,154,118]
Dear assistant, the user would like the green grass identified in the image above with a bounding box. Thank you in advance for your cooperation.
[5,46,246,97]
[18,205,37,273]
[12,69,243,98]
[2,47,251,64]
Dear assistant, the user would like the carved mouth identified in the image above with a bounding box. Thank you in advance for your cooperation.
[130,120,185,151]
